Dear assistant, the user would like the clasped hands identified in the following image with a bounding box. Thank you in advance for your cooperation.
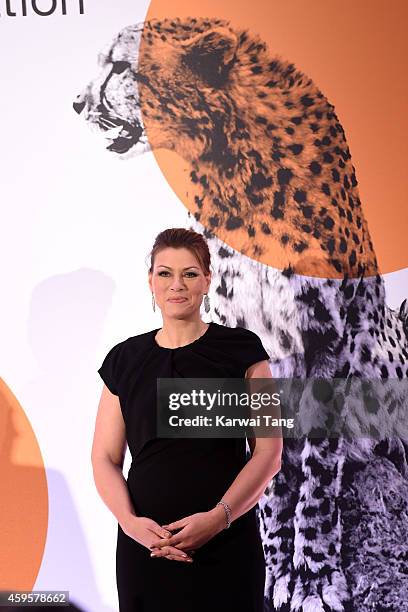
[149,508,225,562]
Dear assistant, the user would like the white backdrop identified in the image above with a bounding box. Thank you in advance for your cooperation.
[1,2,407,611]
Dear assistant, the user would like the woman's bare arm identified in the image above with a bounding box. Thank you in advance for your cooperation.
[91,384,137,532]
[91,384,193,561]
[208,359,283,528]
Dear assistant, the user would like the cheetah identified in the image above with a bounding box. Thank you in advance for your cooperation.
[74,17,408,611]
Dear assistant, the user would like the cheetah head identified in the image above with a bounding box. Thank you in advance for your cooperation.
[73,17,379,279]
[73,18,240,159]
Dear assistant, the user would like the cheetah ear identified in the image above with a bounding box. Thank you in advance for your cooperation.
[180,27,237,86]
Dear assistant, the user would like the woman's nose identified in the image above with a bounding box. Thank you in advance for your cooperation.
[170,278,186,289]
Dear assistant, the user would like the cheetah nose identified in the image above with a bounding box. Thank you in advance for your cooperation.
[73,99,86,115]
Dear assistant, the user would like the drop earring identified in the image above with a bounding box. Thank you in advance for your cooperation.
[204,294,210,313]
[152,293,156,312]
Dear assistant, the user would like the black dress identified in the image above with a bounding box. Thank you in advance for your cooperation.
[97,321,270,612]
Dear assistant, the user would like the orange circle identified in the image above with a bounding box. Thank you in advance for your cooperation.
[0,379,48,590]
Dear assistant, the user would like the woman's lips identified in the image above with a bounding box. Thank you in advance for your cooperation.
[168,298,187,303]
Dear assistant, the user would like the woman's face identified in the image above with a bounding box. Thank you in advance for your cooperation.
[148,247,210,318]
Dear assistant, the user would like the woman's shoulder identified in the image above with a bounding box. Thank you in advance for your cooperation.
[100,328,155,360]
[97,329,155,395]
[209,322,269,365]
[126,327,156,345]
[211,322,262,340]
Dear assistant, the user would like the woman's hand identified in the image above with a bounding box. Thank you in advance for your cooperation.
[121,515,194,563]
[149,508,226,558]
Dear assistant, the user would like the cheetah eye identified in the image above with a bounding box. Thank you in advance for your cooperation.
[111,61,131,75]
[133,72,150,85]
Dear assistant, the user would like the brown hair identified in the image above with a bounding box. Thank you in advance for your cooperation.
[147,228,211,276]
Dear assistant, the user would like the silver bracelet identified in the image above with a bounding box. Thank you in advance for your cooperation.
[216,500,232,529]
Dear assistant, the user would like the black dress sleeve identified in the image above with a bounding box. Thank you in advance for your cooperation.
[239,328,270,373]
[97,342,123,395]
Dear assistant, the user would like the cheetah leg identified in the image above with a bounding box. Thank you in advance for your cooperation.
[258,439,301,611]
[291,437,351,612]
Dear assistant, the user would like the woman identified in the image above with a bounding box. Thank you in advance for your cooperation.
[92,227,282,612]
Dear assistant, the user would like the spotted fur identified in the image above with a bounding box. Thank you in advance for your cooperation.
[74,17,408,611]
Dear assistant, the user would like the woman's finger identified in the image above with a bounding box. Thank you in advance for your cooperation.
[166,554,193,562]
[153,528,172,539]
[150,545,193,561]
[151,533,183,548]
